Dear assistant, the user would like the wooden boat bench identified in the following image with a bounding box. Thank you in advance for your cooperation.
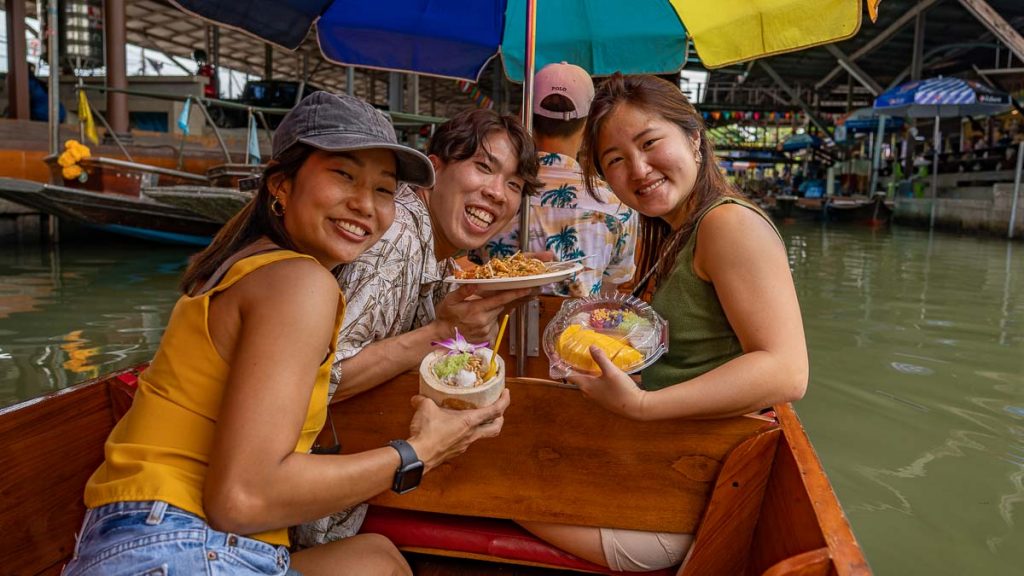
[332,373,782,575]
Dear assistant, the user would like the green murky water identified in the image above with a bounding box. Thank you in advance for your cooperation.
[1,224,1021,574]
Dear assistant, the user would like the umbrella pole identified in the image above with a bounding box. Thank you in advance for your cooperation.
[47,0,60,156]
[1010,140,1023,239]
[516,0,537,376]
[930,115,940,229]
[869,115,886,196]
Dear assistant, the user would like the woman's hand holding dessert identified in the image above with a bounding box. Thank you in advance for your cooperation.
[406,389,510,472]
[567,347,648,421]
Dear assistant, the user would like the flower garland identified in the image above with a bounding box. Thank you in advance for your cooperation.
[57,139,92,182]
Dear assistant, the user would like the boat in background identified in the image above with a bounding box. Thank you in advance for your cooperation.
[0,177,220,245]
[43,154,209,196]
[766,195,892,226]
[142,163,262,224]
[143,184,253,223]
[206,163,264,189]
[824,194,893,226]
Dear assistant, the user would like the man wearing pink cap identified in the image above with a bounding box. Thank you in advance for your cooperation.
[475,62,637,297]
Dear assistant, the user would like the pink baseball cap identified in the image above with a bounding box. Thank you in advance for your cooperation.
[533,62,595,120]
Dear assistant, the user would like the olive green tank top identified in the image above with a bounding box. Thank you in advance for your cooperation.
[641,197,782,391]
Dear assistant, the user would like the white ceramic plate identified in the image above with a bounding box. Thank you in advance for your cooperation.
[444,262,584,290]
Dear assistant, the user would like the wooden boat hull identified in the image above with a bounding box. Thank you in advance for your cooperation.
[205,163,265,189]
[0,177,221,245]
[45,156,209,197]
[0,360,870,576]
[767,195,820,221]
[143,185,254,223]
[823,196,893,226]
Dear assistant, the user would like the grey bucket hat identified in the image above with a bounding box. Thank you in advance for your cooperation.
[273,91,434,187]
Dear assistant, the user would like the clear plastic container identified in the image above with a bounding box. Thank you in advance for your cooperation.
[543,293,668,379]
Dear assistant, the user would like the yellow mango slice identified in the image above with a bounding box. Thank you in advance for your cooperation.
[557,325,643,373]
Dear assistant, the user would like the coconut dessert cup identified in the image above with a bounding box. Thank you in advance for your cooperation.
[543,293,668,380]
[419,330,506,410]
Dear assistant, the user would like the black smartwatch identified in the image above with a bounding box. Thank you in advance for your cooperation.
[388,439,424,494]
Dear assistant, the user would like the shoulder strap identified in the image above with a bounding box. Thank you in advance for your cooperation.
[196,237,282,296]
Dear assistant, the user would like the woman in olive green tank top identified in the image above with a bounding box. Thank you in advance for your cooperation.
[518,75,808,571]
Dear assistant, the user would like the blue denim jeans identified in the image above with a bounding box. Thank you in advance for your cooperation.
[61,501,300,575]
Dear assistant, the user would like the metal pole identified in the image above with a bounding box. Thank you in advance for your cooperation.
[6,0,30,119]
[346,67,355,96]
[211,26,220,98]
[104,0,129,136]
[1009,140,1023,239]
[516,0,537,376]
[930,115,940,229]
[77,76,85,142]
[869,115,886,195]
[47,0,60,155]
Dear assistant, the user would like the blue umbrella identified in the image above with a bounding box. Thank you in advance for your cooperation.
[874,77,1013,227]
[170,0,691,82]
[781,133,822,152]
[874,77,1012,118]
[168,0,865,83]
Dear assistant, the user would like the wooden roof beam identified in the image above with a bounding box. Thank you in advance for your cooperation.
[824,44,882,96]
[957,0,1024,62]
[815,0,940,90]
[758,61,831,136]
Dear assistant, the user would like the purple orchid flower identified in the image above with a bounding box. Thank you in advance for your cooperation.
[431,328,489,355]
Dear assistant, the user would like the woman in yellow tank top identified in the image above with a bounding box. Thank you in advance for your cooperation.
[62,92,511,576]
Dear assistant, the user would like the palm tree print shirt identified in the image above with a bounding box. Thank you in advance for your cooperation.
[330,185,452,396]
[475,152,638,297]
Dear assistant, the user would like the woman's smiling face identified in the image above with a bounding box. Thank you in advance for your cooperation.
[596,103,701,230]
[275,148,398,268]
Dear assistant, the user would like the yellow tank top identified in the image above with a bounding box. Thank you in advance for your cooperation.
[84,250,344,546]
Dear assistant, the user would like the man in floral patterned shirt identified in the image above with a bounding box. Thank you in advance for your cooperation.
[295,108,541,551]
[330,108,542,401]
[476,62,638,297]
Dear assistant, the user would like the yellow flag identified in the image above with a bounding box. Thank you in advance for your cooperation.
[78,90,99,145]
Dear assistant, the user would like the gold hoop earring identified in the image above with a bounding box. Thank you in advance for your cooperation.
[270,195,285,217]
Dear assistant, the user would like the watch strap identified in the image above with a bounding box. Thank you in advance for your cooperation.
[388,439,419,468]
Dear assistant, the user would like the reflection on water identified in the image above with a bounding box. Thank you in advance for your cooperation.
[0,226,1022,574]
[0,243,191,407]
[781,222,1023,575]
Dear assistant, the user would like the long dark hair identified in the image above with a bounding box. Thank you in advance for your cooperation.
[580,73,745,297]
[179,144,314,295]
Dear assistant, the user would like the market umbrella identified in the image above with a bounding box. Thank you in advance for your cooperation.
[169,0,863,81]
[874,77,1014,227]
[781,133,823,152]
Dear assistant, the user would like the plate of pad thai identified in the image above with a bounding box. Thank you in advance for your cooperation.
[447,253,584,290]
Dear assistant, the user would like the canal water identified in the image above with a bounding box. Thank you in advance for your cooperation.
[1,223,1021,575]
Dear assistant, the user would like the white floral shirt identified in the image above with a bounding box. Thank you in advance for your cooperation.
[331,185,452,397]
[474,152,638,297]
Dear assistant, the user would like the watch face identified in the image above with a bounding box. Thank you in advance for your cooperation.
[394,461,424,494]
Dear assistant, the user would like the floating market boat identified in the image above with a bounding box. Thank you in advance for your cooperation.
[0,299,870,575]
[0,177,221,245]
[142,184,253,224]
